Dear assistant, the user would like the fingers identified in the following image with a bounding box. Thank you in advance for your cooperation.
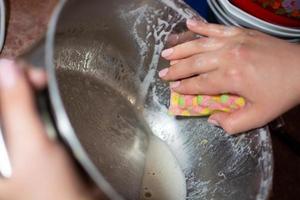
[16,60,48,90]
[162,37,225,60]
[27,68,47,90]
[166,31,199,47]
[168,72,228,95]
[186,19,241,38]
[0,59,49,160]
[159,52,219,81]
[208,104,265,134]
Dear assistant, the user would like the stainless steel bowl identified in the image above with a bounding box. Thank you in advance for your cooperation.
[25,0,274,199]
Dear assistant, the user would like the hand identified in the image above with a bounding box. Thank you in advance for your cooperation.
[159,20,300,134]
[0,59,98,200]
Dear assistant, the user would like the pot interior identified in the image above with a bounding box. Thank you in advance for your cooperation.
[49,0,273,199]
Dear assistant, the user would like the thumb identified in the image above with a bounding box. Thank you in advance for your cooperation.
[208,105,265,134]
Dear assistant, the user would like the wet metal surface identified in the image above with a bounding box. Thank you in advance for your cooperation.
[49,0,273,199]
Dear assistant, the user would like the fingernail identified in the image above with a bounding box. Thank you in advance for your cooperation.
[161,48,174,58]
[30,68,46,81]
[159,68,169,78]
[187,19,198,27]
[170,81,181,89]
[0,59,19,89]
[187,19,207,27]
[30,68,47,88]
[208,118,220,127]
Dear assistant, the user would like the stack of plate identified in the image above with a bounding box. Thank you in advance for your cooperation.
[207,0,300,42]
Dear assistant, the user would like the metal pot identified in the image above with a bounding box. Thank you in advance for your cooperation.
[1,0,274,200]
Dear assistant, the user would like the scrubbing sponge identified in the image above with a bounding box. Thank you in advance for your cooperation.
[168,92,246,116]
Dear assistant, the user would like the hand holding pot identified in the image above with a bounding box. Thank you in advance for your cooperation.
[159,20,300,134]
[0,60,99,200]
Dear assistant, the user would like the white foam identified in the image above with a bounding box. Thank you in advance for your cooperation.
[160,0,194,19]
[120,2,186,101]
[140,136,186,200]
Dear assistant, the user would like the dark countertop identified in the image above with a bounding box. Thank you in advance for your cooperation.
[1,0,58,58]
[1,1,299,199]
[269,106,300,200]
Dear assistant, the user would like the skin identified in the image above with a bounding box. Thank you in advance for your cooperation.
[159,19,300,134]
[0,60,99,200]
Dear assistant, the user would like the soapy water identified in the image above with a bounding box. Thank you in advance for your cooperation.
[120,3,201,200]
[57,68,187,200]
[160,0,195,19]
[120,1,197,101]
[141,136,186,200]
[56,68,187,200]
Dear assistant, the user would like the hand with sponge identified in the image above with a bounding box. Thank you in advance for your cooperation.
[159,20,300,134]
[169,92,245,116]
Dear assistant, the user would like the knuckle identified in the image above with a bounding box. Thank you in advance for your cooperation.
[192,55,204,69]
[226,67,241,77]
[223,67,243,92]
[225,67,243,81]
[229,42,250,61]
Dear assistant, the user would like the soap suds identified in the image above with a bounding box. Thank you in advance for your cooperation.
[141,136,186,200]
